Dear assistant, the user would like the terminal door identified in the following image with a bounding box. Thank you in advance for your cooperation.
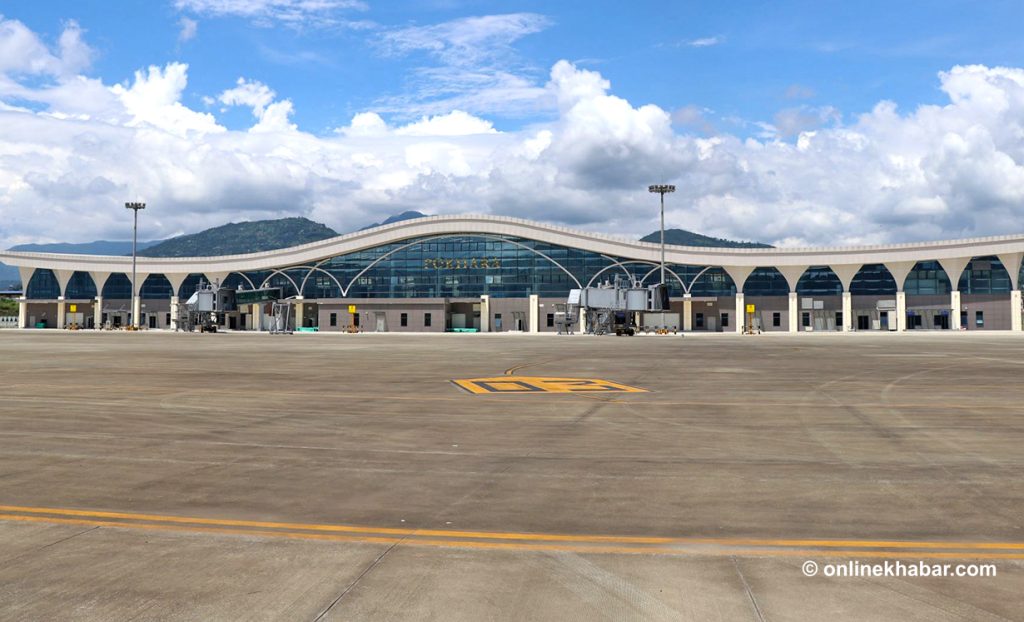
[511,311,526,331]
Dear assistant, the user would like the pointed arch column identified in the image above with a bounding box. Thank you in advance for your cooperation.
[830,264,862,332]
[480,295,490,333]
[294,296,305,331]
[528,294,540,333]
[682,292,692,331]
[53,269,76,329]
[937,258,970,331]
[776,265,808,333]
[204,273,230,288]
[723,266,755,334]
[130,272,150,329]
[17,267,35,328]
[884,261,916,332]
[165,274,190,331]
[17,295,28,329]
[90,272,111,330]
[998,252,1023,331]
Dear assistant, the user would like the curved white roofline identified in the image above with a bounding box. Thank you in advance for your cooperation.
[2,214,1024,275]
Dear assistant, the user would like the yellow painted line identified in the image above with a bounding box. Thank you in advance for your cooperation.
[717,548,1024,561]
[3,514,1024,560]
[0,505,672,543]
[502,357,565,376]
[690,538,1024,551]
[2,505,1024,552]
[0,514,404,545]
[453,376,647,394]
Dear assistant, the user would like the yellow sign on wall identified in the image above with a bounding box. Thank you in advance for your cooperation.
[453,376,647,394]
[746,304,755,313]
[69,304,77,312]
[348,305,357,314]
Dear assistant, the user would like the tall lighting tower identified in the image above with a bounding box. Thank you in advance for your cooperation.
[648,184,675,285]
[125,201,146,328]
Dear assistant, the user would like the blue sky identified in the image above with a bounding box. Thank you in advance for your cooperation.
[9,0,1022,134]
[1,1,1024,248]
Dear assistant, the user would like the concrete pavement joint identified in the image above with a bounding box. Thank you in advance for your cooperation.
[732,556,767,622]
[311,539,402,622]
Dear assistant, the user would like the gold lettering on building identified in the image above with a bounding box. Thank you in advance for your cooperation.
[422,257,502,270]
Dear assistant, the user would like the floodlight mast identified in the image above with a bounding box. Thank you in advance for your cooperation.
[125,201,146,328]
[647,184,675,286]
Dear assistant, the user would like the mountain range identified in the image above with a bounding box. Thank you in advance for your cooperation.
[0,212,770,288]
[138,217,337,258]
[640,229,772,248]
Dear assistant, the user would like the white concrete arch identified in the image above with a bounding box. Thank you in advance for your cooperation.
[586,260,646,288]
[638,264,689,292]
[681,266,714,294]
[4,214,1024,277]
[226,272,257,290]
[297,266,344,297]
[259,269,301,294]
[585,259,686,293]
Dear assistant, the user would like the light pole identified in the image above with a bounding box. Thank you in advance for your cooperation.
[125,201,146,328]
[648,184,675,285]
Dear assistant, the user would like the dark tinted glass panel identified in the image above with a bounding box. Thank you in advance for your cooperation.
[959,257,1010,294]
[850,264,897,295]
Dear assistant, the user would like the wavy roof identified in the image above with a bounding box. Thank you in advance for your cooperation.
[2,215,1023,281]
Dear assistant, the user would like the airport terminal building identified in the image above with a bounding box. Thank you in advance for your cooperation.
[2,214,1023,333]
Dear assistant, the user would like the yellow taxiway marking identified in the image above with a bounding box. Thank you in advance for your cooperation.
[452,376,648,394]
[502,358,562,376]
[4,513,1024,560]
[2,505,1024,559]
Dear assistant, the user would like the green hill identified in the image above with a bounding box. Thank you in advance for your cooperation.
[359,210,428,230]
[640,228,773,248]
[139,217,339,258]
[10,240,163,255]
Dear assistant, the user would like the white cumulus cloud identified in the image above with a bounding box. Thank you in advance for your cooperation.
[2,16,1024,254]
[218,77,276,115]
[217,77,296,133]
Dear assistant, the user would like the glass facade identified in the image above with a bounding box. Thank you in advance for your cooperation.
[743,267,788,296]
[904,261,951,295]
[66,272,98,299]
[849,264,897,295]
[20,240,1024,301]
[26,269,59,299]
[140,275,173,299]
[797,267,843,296]
[308,236,611,299]
[102,274,132,299]
[958,257,1011,294]
[26,270,99,299]
[687,267,736,297]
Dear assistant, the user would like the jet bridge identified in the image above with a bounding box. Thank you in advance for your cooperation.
[567,276,671,336]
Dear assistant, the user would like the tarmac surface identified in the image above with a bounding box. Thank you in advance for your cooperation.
[0,330,1022,621]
